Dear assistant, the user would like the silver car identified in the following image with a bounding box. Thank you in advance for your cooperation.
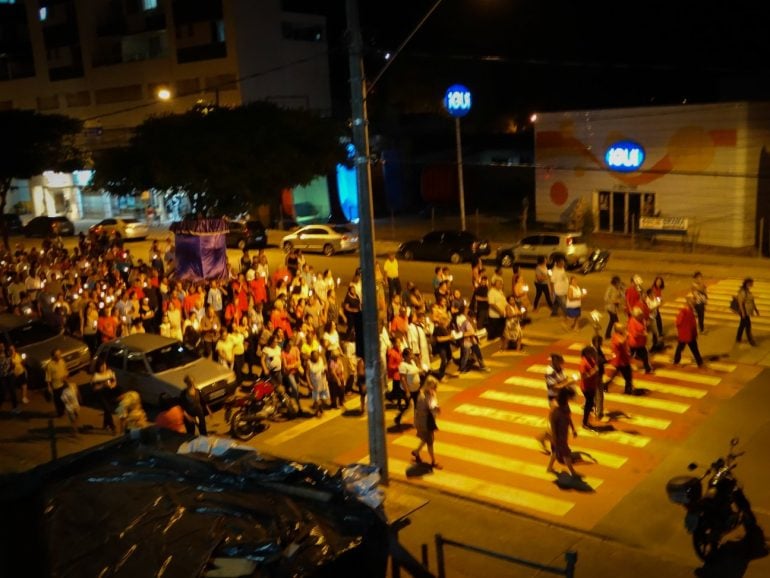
[91,334,236,406]
[281,224,359,256]
[88,217,149,240]
[0,314,91,386]
[496,232,589,268]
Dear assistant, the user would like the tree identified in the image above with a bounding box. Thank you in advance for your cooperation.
[92,102,346,216]
[0,110,84,249]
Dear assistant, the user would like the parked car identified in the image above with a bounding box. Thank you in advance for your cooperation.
[23,215,76,238]
[398,230,491,264]
[281,224,358,256]
[226,220,267,249]
[88,217,149,240]
[2,213,23,234]
[0,313,91,387]
[89,333,236,407]
[496,232,589,268]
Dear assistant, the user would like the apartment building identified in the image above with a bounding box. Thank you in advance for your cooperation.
[0,0,331,220]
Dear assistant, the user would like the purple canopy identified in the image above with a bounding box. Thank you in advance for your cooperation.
[171,218,228,281]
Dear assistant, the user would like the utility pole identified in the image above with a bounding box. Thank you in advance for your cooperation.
[346,0,388,482]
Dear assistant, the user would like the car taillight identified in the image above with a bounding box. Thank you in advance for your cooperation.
[566,237,573,246]
[342,235,349,241]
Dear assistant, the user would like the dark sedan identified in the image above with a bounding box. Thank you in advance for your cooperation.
[23,215,76,237]
[226,220,268,249]
[398,230,491,264]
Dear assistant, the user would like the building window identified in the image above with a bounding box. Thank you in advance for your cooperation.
[281,22,324,42]
[65,90,91,107]
[214,20,225,42]
[143,0,158,10]
[94,84,143,105]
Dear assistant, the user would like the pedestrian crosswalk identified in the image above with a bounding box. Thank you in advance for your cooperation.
[336,336,760,530]
[658,277,770,335]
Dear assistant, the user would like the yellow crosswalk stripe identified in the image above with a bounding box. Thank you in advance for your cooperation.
[504,376,547,389]
[651,369,721,385]
[527,362,721,387]
[521,337,554,346]
[264,397,361,445]
[454,403,651,447]
[632,378,708,399]
[392,436,604,487]
[455,372,486,380]
[481,390,672,430]
[603,392,689,414]
[493,350,529,357]
[384,457,577,516]
[651,354,736,373]
[484,359,508,368]
[438,420,628,469]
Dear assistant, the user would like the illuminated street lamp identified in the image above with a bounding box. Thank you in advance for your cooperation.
[156,87,172,101]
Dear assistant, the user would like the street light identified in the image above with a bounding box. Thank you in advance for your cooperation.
[156,87,172,101]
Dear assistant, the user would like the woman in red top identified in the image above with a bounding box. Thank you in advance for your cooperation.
[673,295,704,367]
[97,306,118,343]
[608,323,634,394]
[627,307,653,373]
[578,346,600,428]
[386,337,405,410]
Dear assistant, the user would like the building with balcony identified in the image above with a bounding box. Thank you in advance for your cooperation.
[0,0,331,222]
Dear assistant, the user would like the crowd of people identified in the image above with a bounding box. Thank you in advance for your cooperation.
[0,228,762,473]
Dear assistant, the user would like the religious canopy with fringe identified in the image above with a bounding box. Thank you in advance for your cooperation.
[170,218,228,281]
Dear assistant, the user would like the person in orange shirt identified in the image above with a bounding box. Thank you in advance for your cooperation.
[156,393,186,433]
[389,306,409,340]
[608,323,634,394]
[627,307,653,374]
[97,306,119,343]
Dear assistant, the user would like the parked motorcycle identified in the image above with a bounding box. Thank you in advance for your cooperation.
[666,438,757,561]
[224,378,300,441]
[580,248,610,274]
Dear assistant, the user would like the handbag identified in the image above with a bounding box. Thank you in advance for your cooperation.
[427,411,438,432]
[729,296,740,314]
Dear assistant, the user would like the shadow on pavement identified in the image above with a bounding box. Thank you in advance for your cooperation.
[405,462,434,478]
[551,472,596,493]
[695,526,769,578]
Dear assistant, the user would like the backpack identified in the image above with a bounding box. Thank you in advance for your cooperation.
[729,295,740,314]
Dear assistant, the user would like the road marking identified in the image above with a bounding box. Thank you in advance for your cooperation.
[527,363,721,387]
[481,390,671,430]
[603,392,689,414]
[455,372,486,380]
[503,376,546,390]
[454,403,651,447]
[264,397,361,445]
[492,350,529,357]
[438,420,628,469]
[651,369,721,386]
[386,457,577,516]
[393,436,604,487]
[481,390,547,409]
[484,359,508,368]
[521,337,554,347]
[631,378,708,399]
[651,355,736,373]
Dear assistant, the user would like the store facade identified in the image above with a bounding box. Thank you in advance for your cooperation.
[534,101,770,249]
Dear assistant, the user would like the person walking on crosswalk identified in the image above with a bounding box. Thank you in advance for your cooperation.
[736,277,759,347]
[673,295,704,367]
[546,386,581,478]
[412,376,442,470]
[691,271,708,333]
[607,323,634,394]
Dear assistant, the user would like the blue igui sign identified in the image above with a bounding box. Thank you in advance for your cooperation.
[605,140,645,172]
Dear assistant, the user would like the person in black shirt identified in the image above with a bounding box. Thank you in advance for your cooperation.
[471,275,490,331]
[431,314,454,381]
[179,374,209,436]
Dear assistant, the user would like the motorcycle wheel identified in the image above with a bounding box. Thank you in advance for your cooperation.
[230,409,257,441]
[284,397,300,419]
[597,259,608,272]
[692,522,720,561]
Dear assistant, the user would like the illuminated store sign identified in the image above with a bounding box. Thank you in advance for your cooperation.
[605,141,645,171]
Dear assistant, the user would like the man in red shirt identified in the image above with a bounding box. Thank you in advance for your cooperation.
[627,306,653,373]
[578,346,600,428]
[625,275,643,316]
[674,295,704,367]
[609,323,634,394]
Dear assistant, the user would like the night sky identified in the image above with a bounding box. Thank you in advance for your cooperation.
[316,0,770,127]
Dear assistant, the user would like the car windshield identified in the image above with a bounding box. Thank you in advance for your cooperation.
[122,218,139,224]
[8,321,60,347]
[332,226,353,235]
[145,342,200,373]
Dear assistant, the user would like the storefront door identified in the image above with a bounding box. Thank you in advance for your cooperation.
[596,191,654,234]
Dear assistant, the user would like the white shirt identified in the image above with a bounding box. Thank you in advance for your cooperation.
[551,267,569,296]
[488,287,507,319]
